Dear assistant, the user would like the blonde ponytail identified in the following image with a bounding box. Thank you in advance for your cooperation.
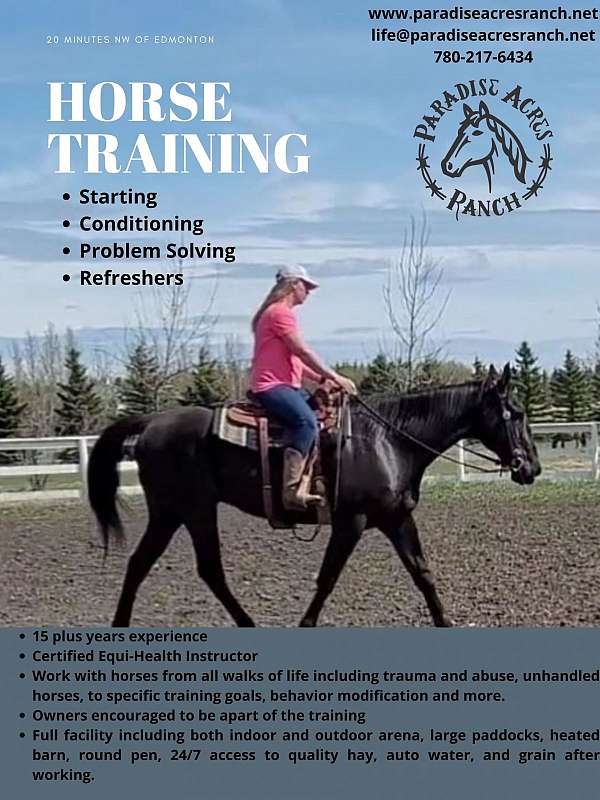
[251,278,297,333]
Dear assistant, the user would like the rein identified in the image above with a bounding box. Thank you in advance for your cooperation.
[353,395,505,475]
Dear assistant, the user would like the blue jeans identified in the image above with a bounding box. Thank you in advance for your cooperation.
[255,385,319,457]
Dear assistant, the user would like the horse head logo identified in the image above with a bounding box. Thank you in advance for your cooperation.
[441,101,532,193]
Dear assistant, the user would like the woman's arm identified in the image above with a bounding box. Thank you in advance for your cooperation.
[301,364,323,383]
[282,331,357,394]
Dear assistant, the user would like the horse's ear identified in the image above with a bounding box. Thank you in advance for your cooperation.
[463,103,474,118]
[479,100,490,116]
[498,363,512,393]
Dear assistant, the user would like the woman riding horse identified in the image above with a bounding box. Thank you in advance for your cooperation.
[249,265,357,511]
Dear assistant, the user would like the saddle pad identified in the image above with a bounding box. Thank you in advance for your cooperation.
[212,400,352,450]
[212,406,285,450]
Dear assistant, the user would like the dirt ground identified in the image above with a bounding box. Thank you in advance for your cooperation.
[2,481,599,628]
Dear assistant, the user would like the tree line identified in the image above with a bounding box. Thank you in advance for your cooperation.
[1,215,598,444]
[1,334,599,449]
[335,341,600,423]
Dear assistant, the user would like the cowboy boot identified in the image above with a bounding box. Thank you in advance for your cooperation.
[299,449,326,508]
[282,448,323,511]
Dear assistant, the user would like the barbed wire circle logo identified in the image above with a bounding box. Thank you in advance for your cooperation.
[413,79,553,219]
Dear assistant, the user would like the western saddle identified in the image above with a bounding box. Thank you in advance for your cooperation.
[213,385,347,529]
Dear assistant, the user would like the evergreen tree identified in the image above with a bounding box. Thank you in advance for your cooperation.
[536,369,555,422]
[359,354,405,396]
[513,341,547,421]
[412,358,471,388]
[592,361,600,419]
[0,357,26,463]
[179,347,228,407]
[550,350,593,422]
[472,356,485,379]
[593,312,600,419]
[119,342,161,416]
[55,347,101,435]
[414,356,440,388]
[333,360,367,388]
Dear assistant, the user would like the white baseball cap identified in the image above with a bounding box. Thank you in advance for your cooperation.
[275,264,319,289]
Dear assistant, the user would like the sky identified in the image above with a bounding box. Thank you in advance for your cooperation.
[0,0,599,367]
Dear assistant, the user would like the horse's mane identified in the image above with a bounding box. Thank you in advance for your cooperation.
[483,113,531,183]
[353,381,482,441]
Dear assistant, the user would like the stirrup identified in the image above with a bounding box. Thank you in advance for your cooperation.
[282,490,323,512]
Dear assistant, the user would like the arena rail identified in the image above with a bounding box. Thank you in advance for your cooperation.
[0,422,598,503]
[0,435,138,503]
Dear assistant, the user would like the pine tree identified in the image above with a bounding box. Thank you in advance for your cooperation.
[333,361,367,389]
[550,350,593,422]
[592,361,600,420]
[56,347,101,435]
[0,357,26,463]
[513,341,547,421]
[119,342,161,416]
[593,312,600,419]
[472,356,485,379]
[415,356,440,388]
[179,347,228,407]
[359,354,405,396]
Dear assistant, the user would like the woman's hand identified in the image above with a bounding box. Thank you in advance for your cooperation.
[332,373,358,395]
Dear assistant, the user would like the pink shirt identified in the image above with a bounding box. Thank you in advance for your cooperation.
[250,302,318,393]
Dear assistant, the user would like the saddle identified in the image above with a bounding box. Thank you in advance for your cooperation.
[212,384,350,529]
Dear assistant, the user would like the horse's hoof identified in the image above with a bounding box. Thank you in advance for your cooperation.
[439,616,454,628]
[299,618,316,628]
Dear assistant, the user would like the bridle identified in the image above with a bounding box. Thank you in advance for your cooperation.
[353,393,527,477]
[500,402,527,475]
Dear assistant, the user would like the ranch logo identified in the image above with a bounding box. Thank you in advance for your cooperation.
[413,79,553,219]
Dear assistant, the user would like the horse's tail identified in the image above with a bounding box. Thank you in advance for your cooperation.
[88,415,152,553]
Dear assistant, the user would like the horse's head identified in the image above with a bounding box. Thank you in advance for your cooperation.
[441,101,496,182]
[473,363,541,485]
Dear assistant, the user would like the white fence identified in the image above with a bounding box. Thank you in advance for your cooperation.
[456,421,599,483]
[0,435,138,503]
[0,422,598,504]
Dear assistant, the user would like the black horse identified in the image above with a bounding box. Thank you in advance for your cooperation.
[88,364,540,628]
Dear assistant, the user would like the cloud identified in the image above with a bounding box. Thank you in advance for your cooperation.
[0,167,48,192]
[439,249,493,284]
[331,326,379,335]
[287,95,396,137]
[268,179,402,222]
[562,114,600,147]
[233,103,300,132]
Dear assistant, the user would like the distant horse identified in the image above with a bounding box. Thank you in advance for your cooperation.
[441,101,532,192]
[88,364,540,628]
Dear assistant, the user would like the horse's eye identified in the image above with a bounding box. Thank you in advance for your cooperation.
[472,130,483,136]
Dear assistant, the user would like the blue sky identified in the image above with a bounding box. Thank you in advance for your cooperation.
[0,0,599,366]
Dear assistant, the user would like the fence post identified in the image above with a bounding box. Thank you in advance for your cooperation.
[78,437,89,499]
[457,440,466,483]
[591,422,599,481]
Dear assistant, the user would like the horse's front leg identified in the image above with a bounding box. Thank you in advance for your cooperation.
[380,515,452,628]
[299,513,367,627]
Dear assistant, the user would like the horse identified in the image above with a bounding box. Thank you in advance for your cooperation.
[441,101,532,192]
[88,364,540,628]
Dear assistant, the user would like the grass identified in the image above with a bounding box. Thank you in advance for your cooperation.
[0,471,139,493]
[421,477,600,507]
[0,440,596,494]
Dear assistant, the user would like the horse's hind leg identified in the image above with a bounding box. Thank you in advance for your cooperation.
[184,506,255,627]
[113,511,180,627]
[381,515,452,628]
[299,513,366,627]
